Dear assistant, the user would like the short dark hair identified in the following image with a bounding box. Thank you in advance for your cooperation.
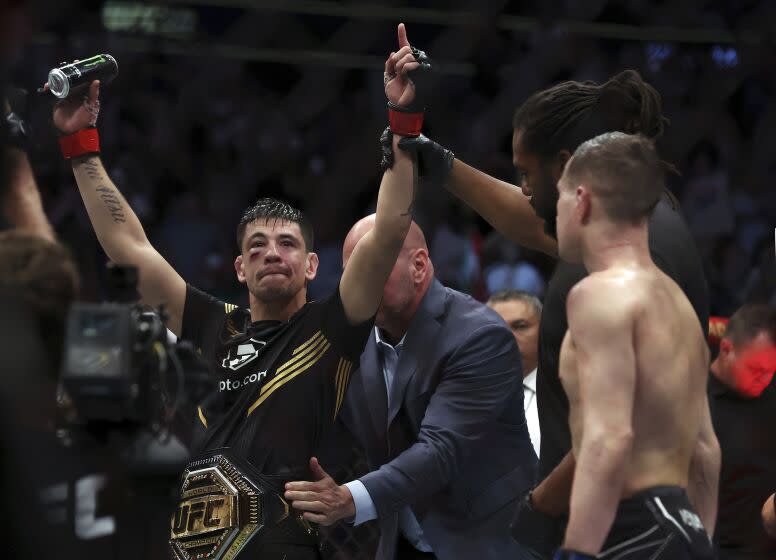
[513,69,668,158]
[487,289,543,317]
[564,132,664,223]
[0,231,79,369]
[236,198,314,252]
[724,304,776,348]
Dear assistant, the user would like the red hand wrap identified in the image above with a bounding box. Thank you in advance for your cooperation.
[59,128,100,159]
[388,108,424,137]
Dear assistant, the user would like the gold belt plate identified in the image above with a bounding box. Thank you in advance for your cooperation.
[170,455,264,560]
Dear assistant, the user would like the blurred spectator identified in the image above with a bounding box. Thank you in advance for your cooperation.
[681,141,734,250]
[153,191,225,289]
[707,235,751,316]
[742,234,776,308]
[429,203,482,295]
[481,232,545,298]
[708,304,776,559]
[487,289,542,457]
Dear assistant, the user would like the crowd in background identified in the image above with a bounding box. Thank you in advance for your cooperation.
[2,2,776,560]
[3,0,774,314]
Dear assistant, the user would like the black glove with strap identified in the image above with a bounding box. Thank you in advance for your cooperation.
[379,126,394,171]
[396,134,453,190]
[388,46,434,137]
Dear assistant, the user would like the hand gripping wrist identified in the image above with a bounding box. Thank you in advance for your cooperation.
[379,127,394,171]
[396,134,454,189]
[59,127,100,159]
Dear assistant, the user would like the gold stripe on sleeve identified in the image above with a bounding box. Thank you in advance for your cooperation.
[333,359,353,420]
[261,338,330,398]
[246,340,331,416]
[332,359,345,421]
[292,330,323,356]
[198,406,208,428]
[263,334,328,395]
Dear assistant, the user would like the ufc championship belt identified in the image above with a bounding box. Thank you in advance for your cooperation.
[170,450,315,560]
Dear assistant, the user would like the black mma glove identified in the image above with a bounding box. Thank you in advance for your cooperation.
[380,126,394,171]
[396,46,433,113]
[397,134,453,190]
[387,47,435,137]
[511,490,565,559]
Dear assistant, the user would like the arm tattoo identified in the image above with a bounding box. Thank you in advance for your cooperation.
[76,157,127,223]
[95,186,126,223]
[400,153,419,217]
[81,158,102,181]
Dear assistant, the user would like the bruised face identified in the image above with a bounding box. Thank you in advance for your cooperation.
[234,219,318,304]
[512,129,567,239]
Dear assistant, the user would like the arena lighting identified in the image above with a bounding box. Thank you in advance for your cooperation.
[101,1,198,36]
[29,34,476,75]
[161,0,758,45]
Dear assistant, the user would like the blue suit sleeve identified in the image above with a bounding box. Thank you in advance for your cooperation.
[359,321,522,517]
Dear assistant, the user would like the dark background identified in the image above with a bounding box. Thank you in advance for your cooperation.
[6,0,776,315]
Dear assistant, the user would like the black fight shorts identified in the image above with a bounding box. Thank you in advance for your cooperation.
[598,486,714,560]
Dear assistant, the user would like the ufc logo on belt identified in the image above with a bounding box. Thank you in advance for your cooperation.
[171,495,236,538]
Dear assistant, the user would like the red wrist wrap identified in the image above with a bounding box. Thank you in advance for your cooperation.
[59,128,100,159]
[388,108,424,137]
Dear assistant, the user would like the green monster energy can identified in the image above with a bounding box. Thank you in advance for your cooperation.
[47,54,119,99]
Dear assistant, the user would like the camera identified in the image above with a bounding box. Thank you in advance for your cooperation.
[61,264,212,426]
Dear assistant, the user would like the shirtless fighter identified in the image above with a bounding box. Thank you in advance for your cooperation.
[552,132,718,560]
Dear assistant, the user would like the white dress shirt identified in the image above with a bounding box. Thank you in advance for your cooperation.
[344,327,433,552]
[523,368,541,457]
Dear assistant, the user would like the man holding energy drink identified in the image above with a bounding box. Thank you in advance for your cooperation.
[44,42,420,558]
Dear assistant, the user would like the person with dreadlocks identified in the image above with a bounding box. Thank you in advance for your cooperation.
[44,36,419,558]
[385,26,711,558]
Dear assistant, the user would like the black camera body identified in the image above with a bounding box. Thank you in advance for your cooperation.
[60,265,211,427]
[61,302,166,423]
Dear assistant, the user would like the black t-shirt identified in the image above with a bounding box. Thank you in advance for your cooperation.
[180,284,372,476]
[709,374,776,559]
[536,193,710,478]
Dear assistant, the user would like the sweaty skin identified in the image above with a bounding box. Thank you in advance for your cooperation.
[560,265,714,553]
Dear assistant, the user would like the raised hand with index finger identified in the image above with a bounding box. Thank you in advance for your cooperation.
[384,23,433,138]
[384,23,419,108]
[384,23,432,111]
